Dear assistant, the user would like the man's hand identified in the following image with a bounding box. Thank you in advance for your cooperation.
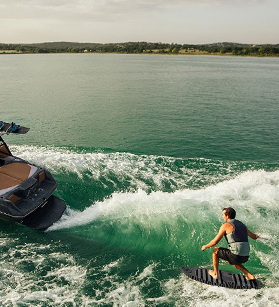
[247,228,260,240]
[201,245,207,252]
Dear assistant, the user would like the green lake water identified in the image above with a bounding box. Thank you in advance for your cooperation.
[0,53,279,306]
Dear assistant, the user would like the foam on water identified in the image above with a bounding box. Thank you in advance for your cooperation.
[1,251,278,307]
[0,238,88,307]
[50,169,279,232]
[52,170,279,305]
[167,275,279,307]
[11,145,258,193]
[47,169,279,302]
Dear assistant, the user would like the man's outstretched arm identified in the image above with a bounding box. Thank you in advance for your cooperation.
[247,228,260,240]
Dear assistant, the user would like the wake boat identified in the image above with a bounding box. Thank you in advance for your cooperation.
[0,121,66,230]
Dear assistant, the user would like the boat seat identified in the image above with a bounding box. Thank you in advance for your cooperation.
[0,162,38,195]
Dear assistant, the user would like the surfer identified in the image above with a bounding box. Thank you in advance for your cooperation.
[201,207,259,280]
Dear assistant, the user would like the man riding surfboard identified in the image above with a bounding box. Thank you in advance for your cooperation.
[201,207,260,280]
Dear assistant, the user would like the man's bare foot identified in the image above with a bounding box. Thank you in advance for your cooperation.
[208,269,218,279]
[246,273,256,280]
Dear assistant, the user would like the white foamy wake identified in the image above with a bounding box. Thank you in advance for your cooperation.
[49,169,279,232]
[48,170,279,271]
[166,274,279,307]
[11,145,239,192]
[1,237,278,307]
[48,170,279,293]
[0,239,88,307]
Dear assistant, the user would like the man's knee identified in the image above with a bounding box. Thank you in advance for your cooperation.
[213,247,219,254]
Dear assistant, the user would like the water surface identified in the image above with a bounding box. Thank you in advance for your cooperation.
[0,54,279,306]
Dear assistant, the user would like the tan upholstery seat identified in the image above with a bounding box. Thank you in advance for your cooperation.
[0,173,22,190]
[0,162,32,190]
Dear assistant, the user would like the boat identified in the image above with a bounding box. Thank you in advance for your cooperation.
[0,121,66,230]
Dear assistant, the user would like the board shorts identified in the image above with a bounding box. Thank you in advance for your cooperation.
[217,247,249,265]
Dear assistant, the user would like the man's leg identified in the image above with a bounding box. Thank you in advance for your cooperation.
[233,264,255,280]
[209,247,219,279]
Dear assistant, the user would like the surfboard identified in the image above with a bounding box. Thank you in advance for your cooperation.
[180,267,262,289]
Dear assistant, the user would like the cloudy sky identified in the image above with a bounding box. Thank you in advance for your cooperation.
[0,0,278,44]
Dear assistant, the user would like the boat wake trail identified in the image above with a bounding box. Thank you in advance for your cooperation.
[49,169,279,231]
[47,168,279,302]
[11,144,273,193]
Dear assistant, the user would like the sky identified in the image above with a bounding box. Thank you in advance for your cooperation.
[0,0,278,44]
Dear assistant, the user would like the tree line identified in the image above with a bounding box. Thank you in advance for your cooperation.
[0,42,278,56]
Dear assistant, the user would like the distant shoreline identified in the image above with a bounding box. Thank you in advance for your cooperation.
[0,50,278,58]
[1,42,279,57]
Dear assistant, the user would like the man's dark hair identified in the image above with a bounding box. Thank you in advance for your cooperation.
[223,207,236,219]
